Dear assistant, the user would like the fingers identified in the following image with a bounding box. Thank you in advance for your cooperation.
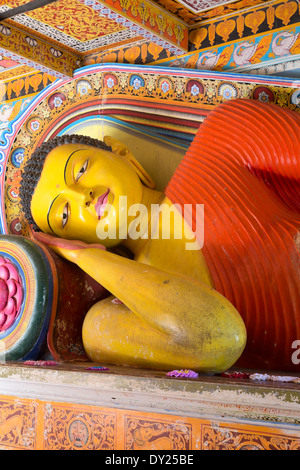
[32,231,106,251]
[32,231,72,248]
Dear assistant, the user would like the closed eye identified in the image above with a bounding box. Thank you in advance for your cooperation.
[75,160,88,182]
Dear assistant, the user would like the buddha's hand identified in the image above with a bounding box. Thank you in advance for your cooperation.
[32,231,106,263]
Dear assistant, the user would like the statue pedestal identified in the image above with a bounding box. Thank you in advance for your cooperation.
[0,362,299,450]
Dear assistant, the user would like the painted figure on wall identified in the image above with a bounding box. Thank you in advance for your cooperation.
[19,98,300,373]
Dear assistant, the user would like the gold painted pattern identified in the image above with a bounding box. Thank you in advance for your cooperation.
[0,397,37,449]
[0,393,299,450]
[152,0,269,24]
[5,0,126,41]
[0,20,79,76]
[189,0,300,50]
[44,403,116,450]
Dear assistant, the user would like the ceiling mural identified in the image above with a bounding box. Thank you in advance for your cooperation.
[0,0,298,78]
[159,0,248,13]
[0,55,19,71]
[1,0,135,50]
[188,0,300,50]
[0,0,189,78]
[152,0,300,75]
[148,0,269,24]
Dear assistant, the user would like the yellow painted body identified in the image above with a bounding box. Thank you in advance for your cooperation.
[31,139,246,373]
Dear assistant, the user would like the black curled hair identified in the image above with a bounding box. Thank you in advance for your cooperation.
[19,134,112,231]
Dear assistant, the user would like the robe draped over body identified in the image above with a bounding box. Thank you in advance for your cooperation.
[166,99,300,371]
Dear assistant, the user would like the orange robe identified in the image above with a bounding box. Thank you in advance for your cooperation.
[166,99,300,371]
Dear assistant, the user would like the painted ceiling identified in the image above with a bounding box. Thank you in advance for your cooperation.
[0,0,278,76]
[0,0,299,108]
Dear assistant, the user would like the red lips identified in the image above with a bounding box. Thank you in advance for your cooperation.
[95,189,110,220]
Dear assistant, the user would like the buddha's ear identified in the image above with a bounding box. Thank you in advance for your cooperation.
[104,135,129,157]
[104,135,155,189]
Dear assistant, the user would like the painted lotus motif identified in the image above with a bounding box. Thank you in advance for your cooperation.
[0,257,23,332]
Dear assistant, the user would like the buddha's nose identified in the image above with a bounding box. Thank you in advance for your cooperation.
[85,190,94,207]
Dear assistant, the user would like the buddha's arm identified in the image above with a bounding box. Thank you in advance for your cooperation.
[80,247,243,341]
[34,232,246,354]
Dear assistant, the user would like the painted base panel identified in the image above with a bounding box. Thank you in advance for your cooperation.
[1,395,299,450]
[0,363,299,450]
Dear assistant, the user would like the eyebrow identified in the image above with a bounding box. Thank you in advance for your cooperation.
[47,194,59,232]
[63,148,87,184]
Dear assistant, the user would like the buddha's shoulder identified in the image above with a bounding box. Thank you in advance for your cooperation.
[135,214,213,287]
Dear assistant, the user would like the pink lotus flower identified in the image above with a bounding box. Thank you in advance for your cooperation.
[166,369,198,378]
[0,257,23,332]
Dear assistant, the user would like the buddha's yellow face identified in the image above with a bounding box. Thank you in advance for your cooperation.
[30,141,144,247]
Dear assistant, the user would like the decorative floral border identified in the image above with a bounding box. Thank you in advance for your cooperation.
[77,0,188,54]
[155,26,300,74]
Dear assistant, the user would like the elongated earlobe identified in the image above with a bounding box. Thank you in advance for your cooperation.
[126,153,156,189]
[104,135,156,189]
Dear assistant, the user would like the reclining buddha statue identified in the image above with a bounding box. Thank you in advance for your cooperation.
[19,99,300,373]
